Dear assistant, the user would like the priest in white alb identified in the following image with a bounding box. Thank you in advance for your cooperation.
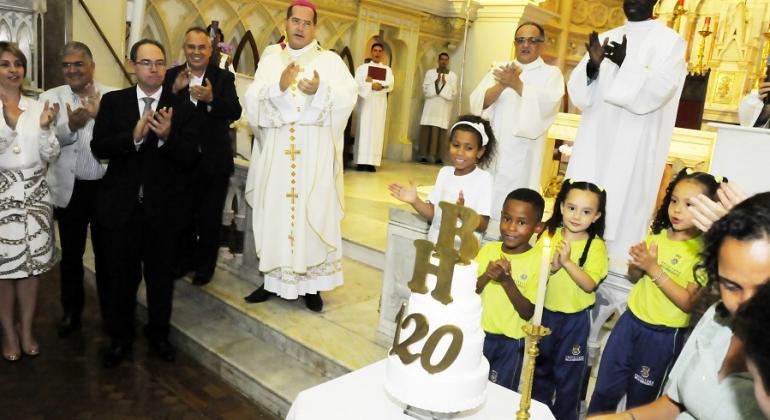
[353,43,393,172]
[565,0,686,270]
[417,52,457,164]
[243,0,357,312]
[469,22,563,228]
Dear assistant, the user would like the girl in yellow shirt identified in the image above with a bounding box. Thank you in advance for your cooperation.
[588,169,721,414]
[532,179,608,420]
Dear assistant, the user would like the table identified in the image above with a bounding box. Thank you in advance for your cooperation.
[286,360,555,420]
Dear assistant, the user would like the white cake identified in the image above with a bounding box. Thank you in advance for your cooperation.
[384,259,489,413]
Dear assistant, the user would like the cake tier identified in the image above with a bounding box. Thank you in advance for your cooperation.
[384,355,489,413]
[385,259,489,413]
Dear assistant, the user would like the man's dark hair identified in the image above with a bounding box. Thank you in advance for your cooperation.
[61,41,93,60]
[438,52,449,60]
[504,188,545,221]
[186,26,209,37]
[515,21,545,38]
[286,4,318,25]
[371,43,384,51]
[129,39,166,62]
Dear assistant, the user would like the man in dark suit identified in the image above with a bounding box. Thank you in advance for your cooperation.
[164,27,242,286]
[91,39,200,368]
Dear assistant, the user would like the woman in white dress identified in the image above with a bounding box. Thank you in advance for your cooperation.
[0,42,60,361]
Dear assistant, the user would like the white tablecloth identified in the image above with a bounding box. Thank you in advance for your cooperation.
[286,359,555,420]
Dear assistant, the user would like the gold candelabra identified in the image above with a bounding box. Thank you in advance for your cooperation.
[516,324,551,420]
[692,26,713,76]
[671,3,686,33]
[759,29,770,87]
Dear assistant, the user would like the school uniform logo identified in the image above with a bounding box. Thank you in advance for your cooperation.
[634,366,655,386]
[565,344,584,362]
[489,370,498,383]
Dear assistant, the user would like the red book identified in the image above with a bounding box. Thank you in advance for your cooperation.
[367,65,386,81]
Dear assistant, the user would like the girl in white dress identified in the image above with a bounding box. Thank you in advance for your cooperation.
[389,114,496,242]
[0,42,60,362]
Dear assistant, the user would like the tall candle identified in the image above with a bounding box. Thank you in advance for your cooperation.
[704,16,711,27]
[532,235,551,325]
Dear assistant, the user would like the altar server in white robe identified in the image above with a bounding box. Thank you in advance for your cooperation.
[418,52,458,164]
[565,0,687,270]
[353,43,393,172]
[242,0,357,312]
[469,22,563,226]
[738,81,770,128]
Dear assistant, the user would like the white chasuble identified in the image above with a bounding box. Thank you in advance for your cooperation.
[353,62,394,166]
[244,40,357,298]
[565,19,686,269]
[420,69,458,129]
[469,57,564,222]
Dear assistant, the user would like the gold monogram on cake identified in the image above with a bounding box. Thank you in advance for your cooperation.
[409,201,480,304]
[389,202,480,374]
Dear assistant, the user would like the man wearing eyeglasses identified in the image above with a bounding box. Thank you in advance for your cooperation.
[163,27,242,287]
[469,21,564,232]
[91,39,200,368]
[243,0,357,312]
[40,42,116,338]
[565,0,686,277]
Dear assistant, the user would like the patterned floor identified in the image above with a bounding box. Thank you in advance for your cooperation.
[0,268,279,420]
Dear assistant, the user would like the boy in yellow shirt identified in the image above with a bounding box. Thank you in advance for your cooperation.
[476,188,545,390]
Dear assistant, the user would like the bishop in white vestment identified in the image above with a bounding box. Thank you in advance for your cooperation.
[244,1,357,310]
[739,81,770,128]
[565,11,686,270]
[469,23,563,225]
[353,44,393,170]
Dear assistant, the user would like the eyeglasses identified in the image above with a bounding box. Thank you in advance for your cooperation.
[514,37,545,45]
[135,59,166,69]
[62,62,87,69]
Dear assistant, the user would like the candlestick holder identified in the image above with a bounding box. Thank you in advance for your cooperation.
[516,324,551,420]
[692,26,713,76]
[759,30,770,87]
[671,3,687,33]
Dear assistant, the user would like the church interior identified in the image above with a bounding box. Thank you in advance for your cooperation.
[2,0,770,418]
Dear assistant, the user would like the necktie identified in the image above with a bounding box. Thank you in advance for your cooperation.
[138,97,154,203]
[141,97,155,116]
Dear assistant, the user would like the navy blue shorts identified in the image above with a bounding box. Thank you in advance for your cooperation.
[587,310,685,414]
[533,308,590,420]
[483,332,525,391]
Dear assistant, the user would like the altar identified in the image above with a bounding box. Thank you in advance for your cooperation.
[286,360,555,420]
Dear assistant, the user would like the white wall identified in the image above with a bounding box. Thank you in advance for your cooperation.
[73,0,130,89]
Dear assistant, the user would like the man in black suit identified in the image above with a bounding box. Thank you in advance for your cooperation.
[164,27,242,286]
[91,39,200,368]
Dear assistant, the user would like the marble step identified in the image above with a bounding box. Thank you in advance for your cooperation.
[135,281,327,418]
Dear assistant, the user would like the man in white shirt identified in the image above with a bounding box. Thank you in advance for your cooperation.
[41,42,115,337]
[738,81,770,128]
[565,0,687,272]
[353,43,394,172]
[418,52,457,164]
[470,22,564,228]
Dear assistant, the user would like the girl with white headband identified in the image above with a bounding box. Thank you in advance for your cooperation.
[389,114,496,243]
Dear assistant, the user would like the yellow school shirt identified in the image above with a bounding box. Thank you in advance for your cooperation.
[544,228,609,313]
[475,241,541,339]
[627,231,706,328]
